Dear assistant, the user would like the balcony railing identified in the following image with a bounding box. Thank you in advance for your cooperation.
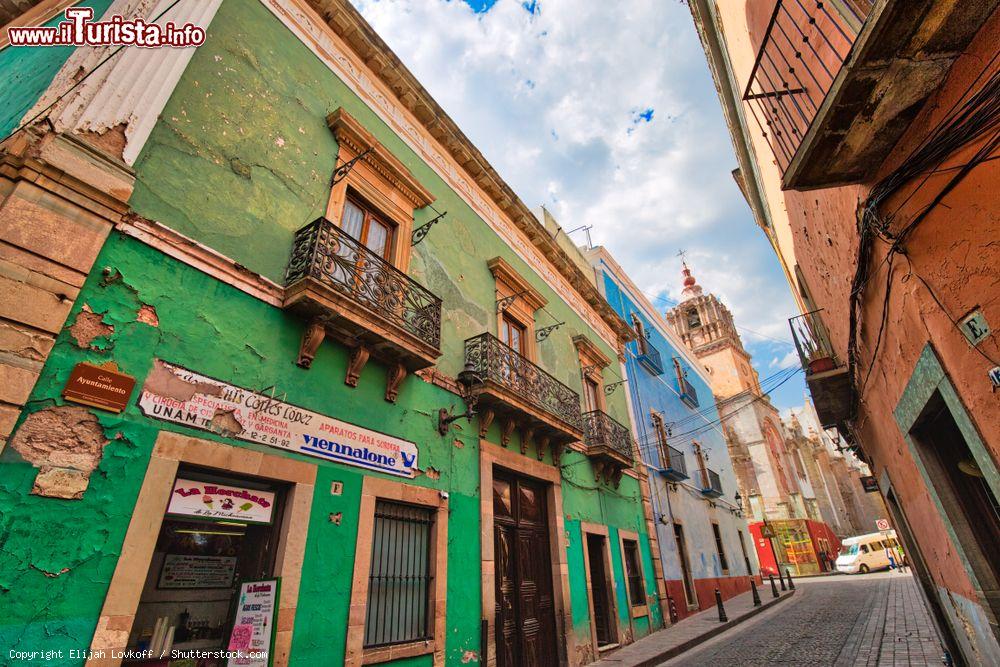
[742,0,869,175]
[583,410,634,466]
[285,218,442,350]
[788,309,852,427]
[660,444,688,482]
[695,468,724,498]
[465,333,583,435]
[636,345,664,376]
[789,309,837,374]
[677,375,699,409]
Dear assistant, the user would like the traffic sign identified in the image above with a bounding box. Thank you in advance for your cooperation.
[876,518,890,531]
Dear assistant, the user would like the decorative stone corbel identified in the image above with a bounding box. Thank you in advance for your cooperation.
[296,318,326,369]
[500,417,516,447]
[611,466,624,489]
[384,362,407,403]
[552,441,564,466]
[345,345,370,387]
[536,435,550,461]
[520,424,535,456]
[478,408,495,438]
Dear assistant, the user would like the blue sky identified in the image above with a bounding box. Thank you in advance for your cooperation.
[351,0,807,411]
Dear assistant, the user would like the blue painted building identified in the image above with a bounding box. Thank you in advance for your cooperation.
[588,247,757,620]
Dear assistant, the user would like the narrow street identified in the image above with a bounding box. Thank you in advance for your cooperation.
[662,572,946,667]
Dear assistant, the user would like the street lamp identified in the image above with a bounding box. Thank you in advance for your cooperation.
[437,362,484,435]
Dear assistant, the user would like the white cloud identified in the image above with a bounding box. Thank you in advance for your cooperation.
[351,0,805,407]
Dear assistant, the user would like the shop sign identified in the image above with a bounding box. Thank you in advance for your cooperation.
[62,362,136,412]
[859,475,880,493]
[139,360,419,477]
[158,554,237,589]
[167,478,275,524]
[228,578,279,667]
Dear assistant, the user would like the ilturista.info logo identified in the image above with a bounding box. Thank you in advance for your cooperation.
[7,7,206,48]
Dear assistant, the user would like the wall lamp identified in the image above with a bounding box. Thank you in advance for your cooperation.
[438,362,484,435]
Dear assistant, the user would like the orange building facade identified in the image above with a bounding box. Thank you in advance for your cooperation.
[691,1,1000,663]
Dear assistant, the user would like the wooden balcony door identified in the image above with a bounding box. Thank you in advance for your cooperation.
[493,471,557,667]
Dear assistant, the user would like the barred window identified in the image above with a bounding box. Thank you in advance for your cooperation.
[622,539,645,606]
[364,500,434,648]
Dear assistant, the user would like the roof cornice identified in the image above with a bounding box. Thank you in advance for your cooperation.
[305,0,632,343]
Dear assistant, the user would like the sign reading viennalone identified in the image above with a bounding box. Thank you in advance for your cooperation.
[167,478,276,524]
[139,360,418,477]
[63,361,136,412]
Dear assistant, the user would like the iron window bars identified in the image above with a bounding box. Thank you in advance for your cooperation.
[364,500,435,648]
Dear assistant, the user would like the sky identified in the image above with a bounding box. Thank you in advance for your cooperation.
[351,0,808,411]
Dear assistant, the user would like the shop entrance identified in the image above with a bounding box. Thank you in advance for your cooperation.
[124,468,286,665]
[493,469,557,667]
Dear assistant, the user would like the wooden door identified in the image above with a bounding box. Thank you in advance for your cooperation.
[493,471,557,667]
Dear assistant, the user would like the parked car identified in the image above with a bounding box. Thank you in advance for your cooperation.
[836,531,903,574]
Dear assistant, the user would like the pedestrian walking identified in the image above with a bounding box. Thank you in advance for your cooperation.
[818,550,829,572]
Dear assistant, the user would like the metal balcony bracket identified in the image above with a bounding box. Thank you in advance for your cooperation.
[331,147,374,186]
[385,362,407,403]
[296,317,327,369]
[345,345,371,388]
[536,322,565,342]
[604,379,628,395]
[411,210,447,246]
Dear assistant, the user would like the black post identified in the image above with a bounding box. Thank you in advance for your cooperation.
[786,568,795,590]
[769,574,779,598]
[480,618,488,666]
[779,569,787,591]
[750,579,761,606]
[714,588,728,622]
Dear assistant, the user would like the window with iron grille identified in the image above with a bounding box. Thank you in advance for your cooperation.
[622,539,645,606]
[364,500,434,648]
[712,523,729,572]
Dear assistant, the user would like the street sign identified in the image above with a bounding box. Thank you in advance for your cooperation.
[860,475,879,493]
[875,518,890,531]
[760,523,776,538]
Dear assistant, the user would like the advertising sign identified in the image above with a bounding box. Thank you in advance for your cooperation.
[139,360,418,477]
[63,362,136,412]
[167,478,275,524]
[859,475,880,493]
[158,554,238,589]
[227,579,279,667]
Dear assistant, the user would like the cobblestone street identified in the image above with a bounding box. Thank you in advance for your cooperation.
[661,572,946,667]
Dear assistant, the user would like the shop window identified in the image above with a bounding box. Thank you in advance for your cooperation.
[125,470,286,657]
[712,523,729,572]
[622,539,645,607]
[364,501,435,648]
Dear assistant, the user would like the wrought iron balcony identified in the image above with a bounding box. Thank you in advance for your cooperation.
[695,468,724,498]
[283,218,442,400]
[742,0,867,184]
[789,310,850,427]
[464,333,584,457]
[677,375,699,409]
[660,444,688,482]
[583,410,634,469]
[636,345,664,376]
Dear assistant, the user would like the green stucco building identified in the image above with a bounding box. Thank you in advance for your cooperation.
[0,1,664,665]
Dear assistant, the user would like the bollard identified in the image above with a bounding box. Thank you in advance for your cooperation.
[786,568,795,590]
[714,588,728,622]
[667,595,678,624]
[750,579,761,606]
[769,574,779,598]
[779,569,787,591]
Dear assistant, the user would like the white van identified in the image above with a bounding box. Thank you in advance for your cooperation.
[836,531,903,574]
